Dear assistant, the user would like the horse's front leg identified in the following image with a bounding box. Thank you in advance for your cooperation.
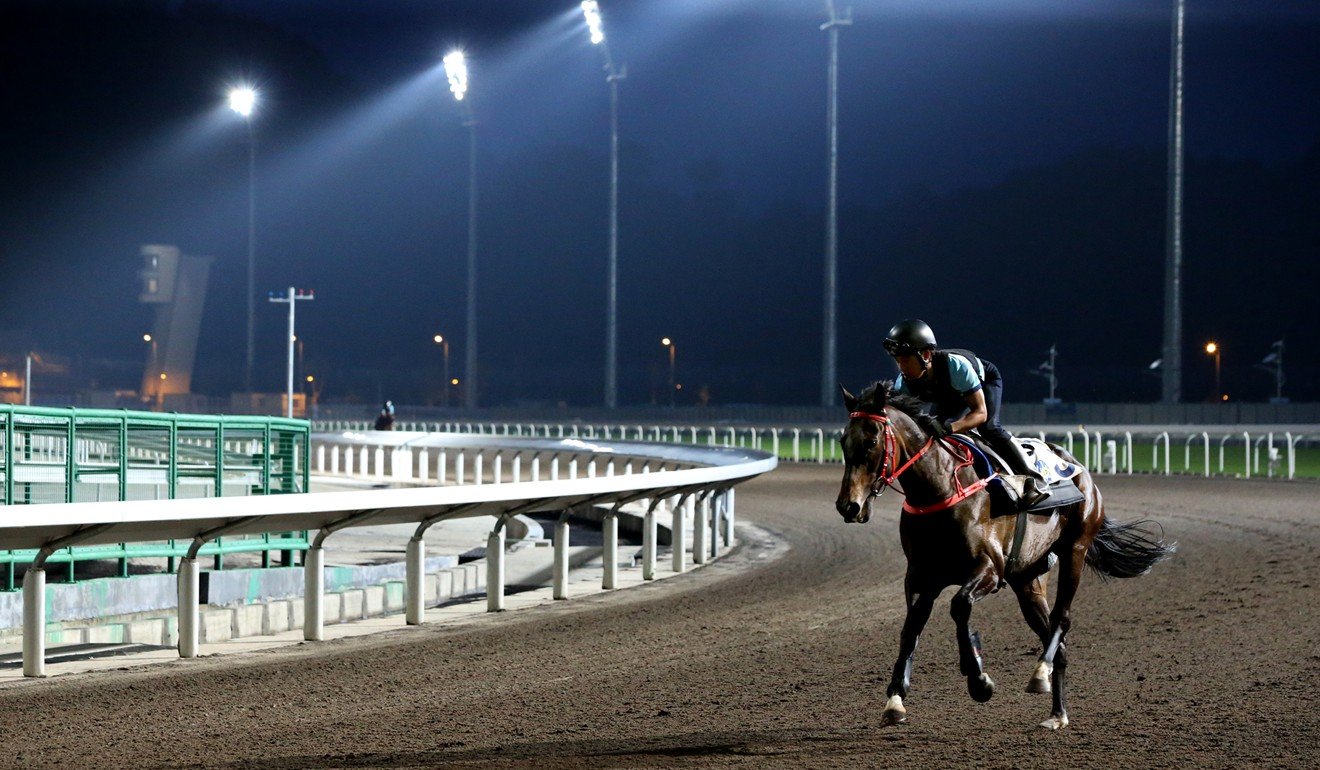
[881,580,937,726]
[950,560,1001,703]
[1008,569,1055,693]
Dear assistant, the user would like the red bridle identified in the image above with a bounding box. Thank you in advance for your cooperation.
[847,410,934,496]
[847,409,997,514]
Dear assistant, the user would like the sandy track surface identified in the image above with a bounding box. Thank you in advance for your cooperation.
[2,465,1317,768]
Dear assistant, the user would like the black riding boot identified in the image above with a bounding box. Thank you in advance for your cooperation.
[999,440,1050,509]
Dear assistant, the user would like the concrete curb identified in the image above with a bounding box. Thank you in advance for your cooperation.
[0,561,488,650]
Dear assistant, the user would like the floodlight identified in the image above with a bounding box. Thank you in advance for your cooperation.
[581,1,605,44]
[443,51,468,101]
[228,86,256,118]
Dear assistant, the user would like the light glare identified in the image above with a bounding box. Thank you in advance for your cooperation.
[443,51,469,101]
[228,86,256,117]
[581,1,605,44]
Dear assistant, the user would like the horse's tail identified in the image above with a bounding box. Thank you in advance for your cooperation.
[1085,517,1176,580]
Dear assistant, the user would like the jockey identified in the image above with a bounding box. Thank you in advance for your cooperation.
[883,318,1049,509]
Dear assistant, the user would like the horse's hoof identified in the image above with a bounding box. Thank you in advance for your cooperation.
[1039,714,1069,730]
[1026,661,1053,693]
[880,694,907,726]
[967,673,995,703]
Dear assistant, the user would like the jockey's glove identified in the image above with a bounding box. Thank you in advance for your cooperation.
[917,414,950,438]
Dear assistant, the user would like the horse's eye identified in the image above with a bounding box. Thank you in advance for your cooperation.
[865,439,878,450]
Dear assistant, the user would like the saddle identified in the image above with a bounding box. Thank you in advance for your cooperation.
[946,435,1084,515]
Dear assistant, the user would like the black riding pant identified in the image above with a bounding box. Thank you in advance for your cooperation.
[971,360,1035,476]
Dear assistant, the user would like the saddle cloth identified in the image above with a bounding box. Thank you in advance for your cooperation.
[1017,438,1082,485]
[947,435,1084,513]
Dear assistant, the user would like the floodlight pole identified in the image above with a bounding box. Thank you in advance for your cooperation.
[605,62,623,409]
[821,2,851,407]
[269,287,314,418]
[1161,0,1185,404]
[582,2,623,409]
[463,105,479,411]
[444,51,479,411]
[245,120,257,395]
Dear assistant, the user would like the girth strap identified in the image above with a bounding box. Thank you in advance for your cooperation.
[1007,506,1030,572]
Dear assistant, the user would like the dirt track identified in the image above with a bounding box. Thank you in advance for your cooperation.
[1,465,1318,768]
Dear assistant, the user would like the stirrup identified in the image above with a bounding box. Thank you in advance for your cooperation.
[1018,479,1050,509]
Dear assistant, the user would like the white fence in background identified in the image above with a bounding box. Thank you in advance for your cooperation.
[316,421,1312,480]
[2,433,775,677]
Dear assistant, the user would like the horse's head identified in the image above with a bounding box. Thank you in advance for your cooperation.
[836,383,889,523]
[835,382,924,523]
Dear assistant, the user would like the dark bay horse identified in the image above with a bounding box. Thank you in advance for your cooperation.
[836,382,1174,730]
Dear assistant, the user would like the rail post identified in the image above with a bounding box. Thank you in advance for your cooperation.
[602,506,619,589]
[673,495,690,573]
[22,568,46,677]
[405,537,424,625]
[486,525,504,611]
[693,492,710,565]
[178,557,201,655]
[553,511,571,600]
[724,488,736,547]
[642,497,662,580]
[304,546,324,641]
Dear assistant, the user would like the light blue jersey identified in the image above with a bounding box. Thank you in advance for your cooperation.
[894,352,984,396]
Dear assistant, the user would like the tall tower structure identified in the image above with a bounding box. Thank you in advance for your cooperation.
[139,245,212,404]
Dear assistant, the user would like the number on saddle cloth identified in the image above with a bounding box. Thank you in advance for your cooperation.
[1018,439,1081,485]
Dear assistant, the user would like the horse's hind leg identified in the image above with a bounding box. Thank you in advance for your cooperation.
[950,562,1000,703]
[882,583,937,726]
[1010,572,1054,693]
[1038,547,1085,730]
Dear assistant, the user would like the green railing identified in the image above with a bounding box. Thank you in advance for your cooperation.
[0,405,312,589]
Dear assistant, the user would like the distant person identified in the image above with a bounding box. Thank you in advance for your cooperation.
[374,400,396,431]
[882,319,1049,509]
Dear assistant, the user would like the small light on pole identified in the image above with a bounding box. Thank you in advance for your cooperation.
[433,334,451,407]
[1205,341,1221,400]
[661,337,675,408]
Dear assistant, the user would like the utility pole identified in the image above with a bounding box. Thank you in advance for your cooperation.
[1161,0,1185,404]
[821,1,851,406]
[268,287,315,417]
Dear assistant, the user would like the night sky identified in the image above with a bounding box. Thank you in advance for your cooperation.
[2,0,1318,408]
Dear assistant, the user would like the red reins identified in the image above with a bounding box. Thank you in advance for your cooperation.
[848,409,997,515]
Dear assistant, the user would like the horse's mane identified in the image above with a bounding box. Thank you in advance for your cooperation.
[856,380,932,436]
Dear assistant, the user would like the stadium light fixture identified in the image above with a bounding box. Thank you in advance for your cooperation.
[581,1,605,44]
[443,51,469,101]
[227,86,257,118]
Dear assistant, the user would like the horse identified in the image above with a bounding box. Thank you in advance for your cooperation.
[836,381,1174,730]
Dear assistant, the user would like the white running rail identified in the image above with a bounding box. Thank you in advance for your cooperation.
[0,432,776,677]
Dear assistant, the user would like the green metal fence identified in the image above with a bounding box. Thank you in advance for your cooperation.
[0,405,312,589]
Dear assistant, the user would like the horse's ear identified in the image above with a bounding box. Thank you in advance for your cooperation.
[839,383,858,412]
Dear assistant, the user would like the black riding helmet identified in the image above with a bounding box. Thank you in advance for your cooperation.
[883,319,938,356]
